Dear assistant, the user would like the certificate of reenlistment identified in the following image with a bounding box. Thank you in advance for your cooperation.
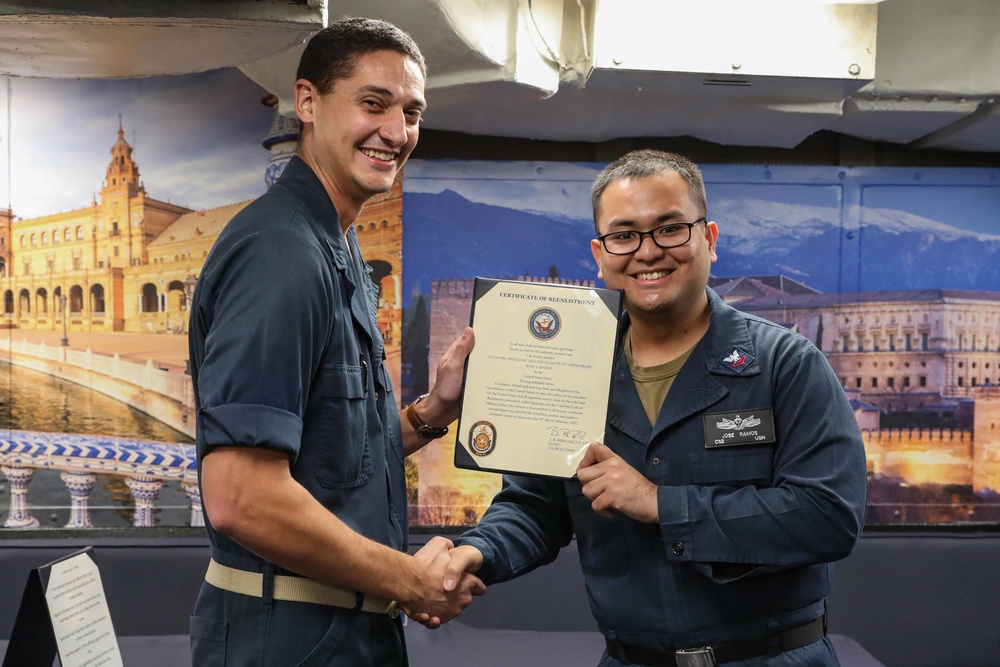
[454,278,622,479]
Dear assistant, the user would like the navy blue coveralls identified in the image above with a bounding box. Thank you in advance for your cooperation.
[188,156,409,666]
[457,288,867,666]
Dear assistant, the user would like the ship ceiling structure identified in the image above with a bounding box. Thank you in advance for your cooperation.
[0,0,998,153]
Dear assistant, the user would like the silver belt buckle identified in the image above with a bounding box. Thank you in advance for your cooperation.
[675,646,717,667]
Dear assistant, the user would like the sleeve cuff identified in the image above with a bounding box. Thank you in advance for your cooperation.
[452,535,498,584]
[198,404,303,462]
[658,484,693,561]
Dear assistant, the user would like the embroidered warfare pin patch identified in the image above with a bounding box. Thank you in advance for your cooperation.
[703,409,776,448]
[721,347,754,373]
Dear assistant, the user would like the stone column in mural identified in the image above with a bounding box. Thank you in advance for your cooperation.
[61,470,97,528]
[182,478,204,528]
[262,94,301,187]
[2,465,40,528]
[126,475,164,527]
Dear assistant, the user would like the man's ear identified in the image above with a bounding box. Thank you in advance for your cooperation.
[705,221,719,263]
[294,79,317,123]
[590,238,604,281]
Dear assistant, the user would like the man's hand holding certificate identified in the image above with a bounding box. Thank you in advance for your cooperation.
[454,278,621,478]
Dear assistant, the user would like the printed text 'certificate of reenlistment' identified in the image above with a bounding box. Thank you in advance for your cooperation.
[455,278,622,479]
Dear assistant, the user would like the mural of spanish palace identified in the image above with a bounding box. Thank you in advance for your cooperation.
[1,116,403,359]
[0,75,405,530]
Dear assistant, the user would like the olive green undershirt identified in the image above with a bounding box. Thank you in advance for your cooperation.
[624,328,697,426]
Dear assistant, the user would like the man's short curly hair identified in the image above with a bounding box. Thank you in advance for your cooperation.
[296,17,426,95]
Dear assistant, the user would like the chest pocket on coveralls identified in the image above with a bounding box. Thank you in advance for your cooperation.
[316,363,374,489]
[565,480,629,576]
[688,447,773,486]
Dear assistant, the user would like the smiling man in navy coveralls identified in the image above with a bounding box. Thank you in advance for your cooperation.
[443,150,867,666]
[188,18,484,666]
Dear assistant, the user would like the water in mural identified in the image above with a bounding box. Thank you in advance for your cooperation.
[0,362,193,528]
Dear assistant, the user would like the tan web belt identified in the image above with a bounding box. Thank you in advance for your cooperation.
[206,559,400,617]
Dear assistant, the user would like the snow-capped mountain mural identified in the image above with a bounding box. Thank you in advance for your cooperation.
[711,197,1000,292]
[402,176,1000,298]
[402,189,599,299]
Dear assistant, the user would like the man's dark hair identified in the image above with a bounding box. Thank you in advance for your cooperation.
[296,17,426,94]
[590,149,707,232]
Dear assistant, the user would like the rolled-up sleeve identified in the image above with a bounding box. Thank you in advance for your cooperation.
[192,222,333,464]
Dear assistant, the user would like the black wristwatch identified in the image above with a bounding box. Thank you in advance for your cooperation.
[406,394,449,439]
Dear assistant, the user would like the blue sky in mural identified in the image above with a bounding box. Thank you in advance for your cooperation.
[403,160,1000,299]
[0,68,273,218]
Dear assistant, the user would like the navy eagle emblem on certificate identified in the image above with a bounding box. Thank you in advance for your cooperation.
[528,307,561,340]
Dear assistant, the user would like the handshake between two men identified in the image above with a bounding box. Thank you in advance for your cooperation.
[403,438,660,628]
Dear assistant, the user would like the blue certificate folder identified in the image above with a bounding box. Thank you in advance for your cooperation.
[455,278,622,479]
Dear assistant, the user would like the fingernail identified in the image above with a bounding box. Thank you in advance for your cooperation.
[444,577,455,591]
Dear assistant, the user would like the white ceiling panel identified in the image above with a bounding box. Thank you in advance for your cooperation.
[0,0,998,153]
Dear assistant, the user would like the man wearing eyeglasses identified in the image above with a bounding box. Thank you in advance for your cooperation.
[442,150,867,666]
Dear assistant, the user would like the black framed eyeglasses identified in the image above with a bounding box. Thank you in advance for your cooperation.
[597,218,708,255]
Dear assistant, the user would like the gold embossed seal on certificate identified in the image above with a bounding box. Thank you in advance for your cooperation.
[454,278,622,479]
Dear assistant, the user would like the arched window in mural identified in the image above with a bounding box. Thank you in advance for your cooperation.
[90,284,106,314]
[52,228,61,244]
[69,285,84,314]
[75,226,84,240]
[64,228,72,242]
[35,287,48,314]
[167,280,185,312]
[19,289,30,314]
[368,259,396,344]
[141,283,159,313]
[30,233,37,246]
[369,260,391,303]
[3,290,13,315]
[41,231,48,245]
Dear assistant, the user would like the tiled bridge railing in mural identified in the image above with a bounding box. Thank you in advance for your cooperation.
[0,430,201,529]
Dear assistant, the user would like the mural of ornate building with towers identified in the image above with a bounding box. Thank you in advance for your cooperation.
[0,121,404,390]
[730,288,1000,414]
[2,122,194,333]
[717,279,1000,511]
